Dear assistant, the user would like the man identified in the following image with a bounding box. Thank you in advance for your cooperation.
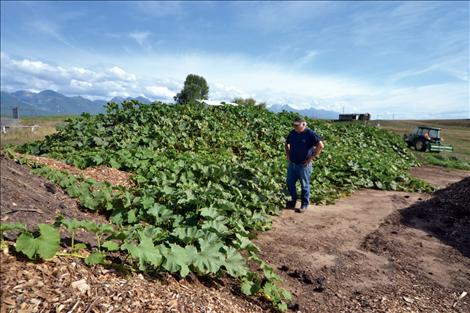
[285,117,324,213]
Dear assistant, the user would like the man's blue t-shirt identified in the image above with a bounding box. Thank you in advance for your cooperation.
[286,128,321,164]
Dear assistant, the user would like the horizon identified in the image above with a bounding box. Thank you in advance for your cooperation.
[2,88,469,121]
[1,1,469,119]
[1,88,340,113]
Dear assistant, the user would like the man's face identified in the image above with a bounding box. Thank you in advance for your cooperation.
[293,122,306,133]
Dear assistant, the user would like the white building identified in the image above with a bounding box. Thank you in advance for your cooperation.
[196,100,238,106]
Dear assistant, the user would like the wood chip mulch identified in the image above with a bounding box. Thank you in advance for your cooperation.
[0,252,267,313]
[20,154,134,188]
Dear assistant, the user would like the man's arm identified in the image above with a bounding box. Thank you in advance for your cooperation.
[285,143,291,162]
[285,132,291,162]
[305,140,324,165]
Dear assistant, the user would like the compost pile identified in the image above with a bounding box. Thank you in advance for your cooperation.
[400,176,470,256]
[3,101,430,310]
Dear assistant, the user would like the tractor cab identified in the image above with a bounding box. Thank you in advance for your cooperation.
[404,126,453,152]
[416,126,440,140]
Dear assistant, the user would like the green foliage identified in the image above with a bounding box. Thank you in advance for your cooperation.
[15,224,60,260]
[13,101,433,311]
[85,251,106,265]
[192,239,224,275]
[160,243,193,277]
[174,74,209,104]
[0,222,28,233]
[233,97,267,109]
[222,246,248,277]
[121,230,163,271]
[418,152,470,171]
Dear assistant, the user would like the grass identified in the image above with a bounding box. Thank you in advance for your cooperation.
[418,153,470,171]
[377,119,470,170]
[0,116,74,147]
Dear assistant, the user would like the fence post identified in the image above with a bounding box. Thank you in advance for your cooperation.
[12,107,20,119]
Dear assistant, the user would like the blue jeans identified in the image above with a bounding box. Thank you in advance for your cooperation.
[287,162,312,206]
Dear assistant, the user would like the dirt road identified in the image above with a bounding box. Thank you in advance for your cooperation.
[255,166,470,312]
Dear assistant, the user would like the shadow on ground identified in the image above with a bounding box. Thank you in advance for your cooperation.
[399,177,470,257]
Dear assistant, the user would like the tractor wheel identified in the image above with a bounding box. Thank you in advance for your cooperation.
[403,135,412,147]
[415,139,427,152]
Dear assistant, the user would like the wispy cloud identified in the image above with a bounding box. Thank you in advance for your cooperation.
[234,2,336,33]
[387,55,469,85]
[31,20,75,48]
[295,50,319,67]
[129,31,151,47]
[134,1,184,18]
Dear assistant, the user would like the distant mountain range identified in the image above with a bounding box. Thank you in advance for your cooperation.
[1,90,339,119]
[1,90,107,116]
[269,104,339,120]
[0,90,155,116]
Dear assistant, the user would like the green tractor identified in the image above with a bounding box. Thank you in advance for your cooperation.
[404,126,453,152]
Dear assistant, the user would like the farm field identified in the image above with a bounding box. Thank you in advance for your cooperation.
[1,103,469,312]
[0,116,72,147]
[377,119,470,169]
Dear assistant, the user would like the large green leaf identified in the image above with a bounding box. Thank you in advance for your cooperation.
[121,232,162,270]
[15,224,60,260]
[15,233,37,259]
[161,244,194,277]
[222,246,248,277]
[85,251,106,265]
[192,239,224,275]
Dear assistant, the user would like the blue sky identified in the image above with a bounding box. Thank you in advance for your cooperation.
[1,1,469,119]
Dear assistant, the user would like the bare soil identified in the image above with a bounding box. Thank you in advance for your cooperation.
[0,155,109,245]
[255,166,470,312]
[1,154,469,312]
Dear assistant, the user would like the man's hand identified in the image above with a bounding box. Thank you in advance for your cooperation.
[303,156,314,166]
[304,141,325,166]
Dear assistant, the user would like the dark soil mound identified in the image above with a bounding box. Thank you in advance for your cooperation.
[400,177,470,257]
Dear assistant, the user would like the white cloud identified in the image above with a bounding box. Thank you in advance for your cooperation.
[71,67,97,80]
[108,66,137,82]
[1,53,468,119]
[331,83,469,119]
[1,53,143,99]
[145,85,176,99]
[70,79,93,89]
[210,83,251,101]
[129,31,150,46]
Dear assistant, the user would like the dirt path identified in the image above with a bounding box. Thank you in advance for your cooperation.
[254,166,470,312]
[409,165,470,188]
